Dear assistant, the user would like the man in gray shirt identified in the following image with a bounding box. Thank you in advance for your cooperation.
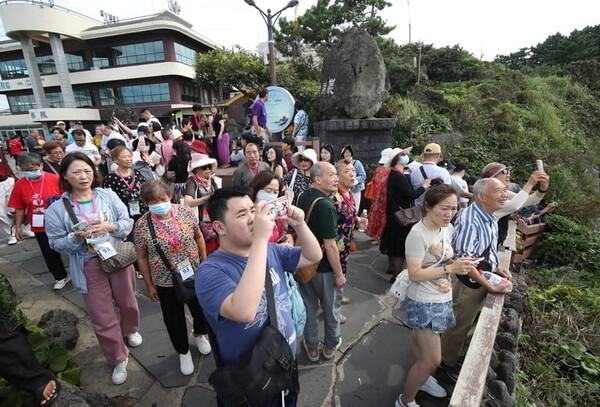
[232,143,269,187]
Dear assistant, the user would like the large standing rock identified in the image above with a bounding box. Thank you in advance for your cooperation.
[319,27,390,119]
[38,309,79,350]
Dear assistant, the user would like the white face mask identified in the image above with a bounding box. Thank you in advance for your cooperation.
[256,190,278,202]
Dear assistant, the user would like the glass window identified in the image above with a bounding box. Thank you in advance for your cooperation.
[99,83,170,105]
[92,40,165,68]
[7,94,36,112]
[174,43,196,66]
[36,55,57,75]
[0,59,28,79]
[46,92,64,108]
[66,54,88,71]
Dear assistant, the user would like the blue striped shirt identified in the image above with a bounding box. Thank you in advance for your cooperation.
[452,201,499,270]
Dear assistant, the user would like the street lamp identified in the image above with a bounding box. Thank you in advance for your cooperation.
[245,0,299,86]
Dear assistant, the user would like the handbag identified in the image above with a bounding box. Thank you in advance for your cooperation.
[293,196,324,284]
[393,166,429,227]
[286,273,306,337]
[363,181,375,200]
[209,267,299,406]
[62,198,136,274]
[146,214,197,304]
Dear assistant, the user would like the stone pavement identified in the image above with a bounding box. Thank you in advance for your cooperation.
[0,231,453,407]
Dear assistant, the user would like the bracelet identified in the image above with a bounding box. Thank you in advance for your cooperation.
[442,265,447,276]
[538,188,548,193]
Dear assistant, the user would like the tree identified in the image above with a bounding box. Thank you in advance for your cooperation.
[275,0,395,57]
[195,47,269,98]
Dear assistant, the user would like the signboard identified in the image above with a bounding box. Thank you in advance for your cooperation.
[263,86,295,133]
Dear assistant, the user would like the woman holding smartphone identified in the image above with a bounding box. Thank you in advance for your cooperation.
[45,152,141,386]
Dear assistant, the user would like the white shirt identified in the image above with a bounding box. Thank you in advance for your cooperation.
[410,162,451,206]
[65,142,101,162]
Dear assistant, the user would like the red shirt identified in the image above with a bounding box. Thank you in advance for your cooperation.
[8,173,62,232]
[8,139,23,156]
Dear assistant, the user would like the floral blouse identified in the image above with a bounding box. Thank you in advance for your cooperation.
[282,168,313,205]
[331,189,356,274]
[134,205,201,286]
[103,169,148,218]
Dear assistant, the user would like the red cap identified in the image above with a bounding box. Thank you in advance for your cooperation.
[190,140,207,154]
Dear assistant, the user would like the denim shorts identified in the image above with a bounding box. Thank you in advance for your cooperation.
[405,298,456,334]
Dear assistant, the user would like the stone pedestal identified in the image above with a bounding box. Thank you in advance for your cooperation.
[313,118,396,166]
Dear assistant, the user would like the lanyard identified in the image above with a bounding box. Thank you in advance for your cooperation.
[116,169,137,192]
[247,163,261,177]
[151,208,179,249]
[71,192,97,223]
[26,173,45,202]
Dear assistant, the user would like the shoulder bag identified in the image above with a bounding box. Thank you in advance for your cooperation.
[62,197,136,274]
[209,267,299,406]
[394,166,428,227]
[293,196,324,284]
[286,272,306,337]
[146,213,197,304]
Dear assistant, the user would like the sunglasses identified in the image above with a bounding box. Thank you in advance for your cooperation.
[300,157,312,163]
[500,169,511,175]
[75,139,86,144]
[198,164,212,170]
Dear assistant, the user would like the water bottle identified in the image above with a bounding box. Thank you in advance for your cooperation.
[478,270,513,293]
[358,209,368,232]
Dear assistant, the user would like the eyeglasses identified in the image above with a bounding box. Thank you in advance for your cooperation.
[74,139,86,144]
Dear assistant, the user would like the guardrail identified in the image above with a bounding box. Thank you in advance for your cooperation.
[449,249,512,407]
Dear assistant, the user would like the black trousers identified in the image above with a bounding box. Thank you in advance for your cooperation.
[0,316,52,401]
[156,285,208,355]
[35,231,68,281]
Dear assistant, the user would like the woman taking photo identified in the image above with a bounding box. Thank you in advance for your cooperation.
[45,152,141,386]
[184,153,220,255]
[394,182,475,407]
[134,180,211,376]
[249,170,290,244]
[8,152,69,290]
[380,148,431,282]
[264,145,286,178]
[42,141,65,175]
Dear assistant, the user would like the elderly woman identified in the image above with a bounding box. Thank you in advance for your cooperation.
[8,152,68,289]
[340,145,366,210]
[134,180,210,376]
[42,141,65,175]
[282,148,317,205]
[380,148,431,282]
[45,152,141,385]
[49,126,72,146]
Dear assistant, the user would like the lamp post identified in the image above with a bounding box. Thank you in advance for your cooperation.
[244,0,299,86]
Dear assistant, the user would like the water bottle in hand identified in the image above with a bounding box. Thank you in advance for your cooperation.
[358,209,368,232]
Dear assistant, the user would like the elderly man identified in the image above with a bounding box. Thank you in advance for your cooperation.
[410,143,451,206]
[232,143,270,187]
[297,162,347,362]
[439,178,514,382]
[25,130,45,157]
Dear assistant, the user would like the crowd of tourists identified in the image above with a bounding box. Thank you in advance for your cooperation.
[0,97,552,406]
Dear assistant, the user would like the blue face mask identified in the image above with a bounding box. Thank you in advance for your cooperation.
[149,201,172,216]
[400,155,410,165]
[256,190,278,202]
[22,170,42,179]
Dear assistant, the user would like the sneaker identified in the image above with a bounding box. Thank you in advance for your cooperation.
[322,337,342,360]
[192,334,211,355]
[179,351,194,375]
[23,231,36,238]
[302,339,319,363]
[419,375,447,397]
[53,275,71,290]
[7,236,17,245]
[439,363,461,383]
[395,395,420,407]
[135,270,144,280]
[112,357,128,385]
[127,332,143,348]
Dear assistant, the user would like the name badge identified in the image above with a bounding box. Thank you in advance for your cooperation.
[177,259,194,281]
[32,213,45,228]
[129,200,141,216]
[92,241,117,260]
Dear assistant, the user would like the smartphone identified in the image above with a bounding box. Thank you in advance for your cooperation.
[72,221,92,232]
[267,196,289,217]
[536,160,544,172]
[472,257,485,264]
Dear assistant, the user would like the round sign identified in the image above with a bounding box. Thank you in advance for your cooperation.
[262,86,295,133]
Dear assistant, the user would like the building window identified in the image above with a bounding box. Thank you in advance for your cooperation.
[7,94,36,112]
[99,83,170,105]
[92,41,165,68]
[74,90,94,107]
[66,53,88,71]
[36,55,57,75]
[0,59,28,79]
[174,43,196,66]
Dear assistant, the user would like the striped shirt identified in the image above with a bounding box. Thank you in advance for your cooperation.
[452,201,499,270]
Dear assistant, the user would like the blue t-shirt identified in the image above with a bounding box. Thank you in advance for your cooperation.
[195,244,301,364]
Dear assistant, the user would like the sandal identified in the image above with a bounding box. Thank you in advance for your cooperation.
[37,376,61,406]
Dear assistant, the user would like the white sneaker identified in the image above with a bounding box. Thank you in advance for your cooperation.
[179,351,194,375]
[112,357,128,385]
[192,334,212,355]
[135,270,144,280]
[7,236,17,245]
[419,375,447,398]
[23,231,36,238]
[395,395,420,407]
[53,275,71,290]
[127,332,143,347]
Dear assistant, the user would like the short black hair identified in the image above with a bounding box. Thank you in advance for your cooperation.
[294,100,305,110]
[208,186,252,224]
[192,103,203,112]
[258,88,268,98]
[71,129,85,138]
[106,138,126,150]
[281,136,295,148]
[140,107,150,114]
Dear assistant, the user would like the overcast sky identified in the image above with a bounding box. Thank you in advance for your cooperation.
[1,0,600,108]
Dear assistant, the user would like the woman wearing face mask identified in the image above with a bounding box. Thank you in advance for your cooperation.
[45,152,141,386]
[249,171,291,244]
[8,153,69,290]
[134,180,210,376]
[184,153,220,255]
[380,148,431,283]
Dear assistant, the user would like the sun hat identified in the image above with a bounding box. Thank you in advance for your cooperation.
[190,140,207,154]
[188,153,217,172]
[480,162,511,179]
[291,149,318,168]
[385,147,413,168]
[378,148,393,164]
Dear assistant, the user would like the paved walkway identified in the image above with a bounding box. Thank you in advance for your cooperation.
[0,231,451,407]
